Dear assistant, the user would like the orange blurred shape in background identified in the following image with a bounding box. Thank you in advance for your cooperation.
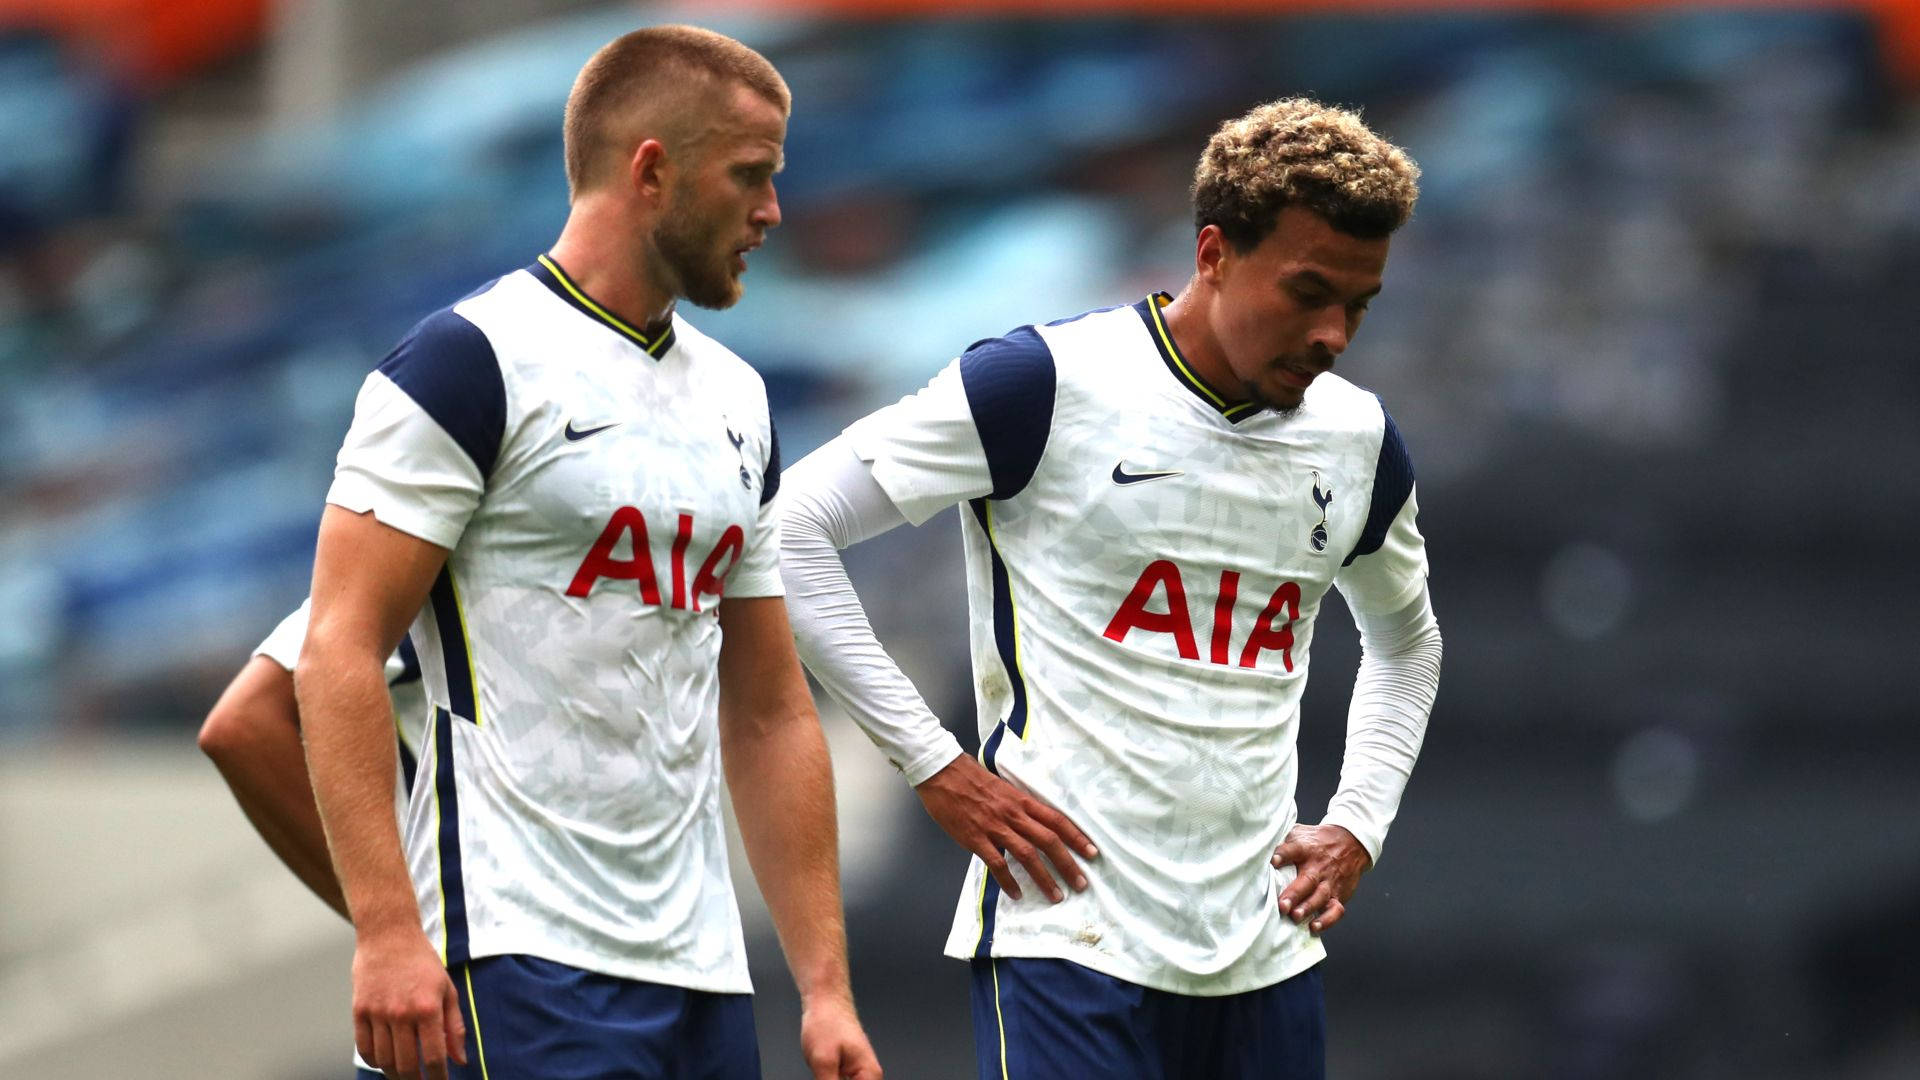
[0,0,268,86]
[0,0,1912,88]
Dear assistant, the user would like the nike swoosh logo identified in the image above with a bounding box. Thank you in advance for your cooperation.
[564,420,618,442]
[1112,462,1184,485]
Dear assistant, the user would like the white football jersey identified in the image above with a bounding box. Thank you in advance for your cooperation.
[325,256,783,994]
[844,295,1427,995]
[254,599,428,813]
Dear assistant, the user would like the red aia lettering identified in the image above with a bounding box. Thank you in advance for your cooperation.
[567,508,742,611]
[566,506,661,604]
[1107,562,1299,670]
[1210,569,1240,666]
[670,512,695,611]
[689,525,745,613]
[1238,581,1301,671]
[1102,559,1199,660]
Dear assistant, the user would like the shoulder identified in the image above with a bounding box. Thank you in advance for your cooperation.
[374,296,509,476]
[1308,373,1413,463]
[675,315,772,411]
[958,324,1055,407]
[1302,372,1389,431]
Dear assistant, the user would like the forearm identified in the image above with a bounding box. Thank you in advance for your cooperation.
[202,657,350,918]
[723,704,853,1005]
[778,439,964,785]
[295,641,420,939]
[1323,586,1442,864]
[210,739,349,918]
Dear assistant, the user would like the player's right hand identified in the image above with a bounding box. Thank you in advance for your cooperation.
[800,993,884,1080]
[350,928,468,1080]
[914,753,1097,903]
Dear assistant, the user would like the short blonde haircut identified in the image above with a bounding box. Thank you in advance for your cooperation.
[1192,97,1420,248]
[563,25,790,196]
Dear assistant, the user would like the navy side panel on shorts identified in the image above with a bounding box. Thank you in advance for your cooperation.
[972,957,1324,1080]
[356,954,760,1080]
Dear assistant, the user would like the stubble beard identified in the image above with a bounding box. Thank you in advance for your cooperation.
[1241,377,1305,419]
[654,203,743,311]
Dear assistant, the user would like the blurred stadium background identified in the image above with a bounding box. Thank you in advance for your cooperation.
[2,0,1917,1076]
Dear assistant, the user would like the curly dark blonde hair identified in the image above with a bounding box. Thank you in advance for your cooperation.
[1192,98,1421,249]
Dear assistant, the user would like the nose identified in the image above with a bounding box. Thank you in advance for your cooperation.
[753,183,781,230]
[1305,307,1349,364]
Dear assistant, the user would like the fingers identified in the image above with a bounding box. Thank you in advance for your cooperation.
[836,1037,885,1080]
[1309,897,1346,935]
[1271,839,1305,870]
[417,1018,450,1080]
[443,977,470,1066]
[356,1016,378,1075]
[1021,804,1091,893]
[1027,799,1099,860]
[980,850,1023,901]
[1026,831,1083,900]
[392,1019,419,1079]
[372,1023,397,1079]
[1002,836,1064,903]
[1279,874,1340,932]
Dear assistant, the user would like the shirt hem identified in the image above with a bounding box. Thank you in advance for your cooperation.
[461,940,754,996]
[944,935,1327,998]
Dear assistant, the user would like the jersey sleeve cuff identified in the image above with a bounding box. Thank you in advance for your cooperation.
[1320,805,1386,866]
[325,473,467,551]
[899,738,967,788]
[845,430,977,527]
[718,570,785,599]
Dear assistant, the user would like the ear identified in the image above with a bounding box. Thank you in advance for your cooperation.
[628,138,672,202]
[1195,224,1228,285]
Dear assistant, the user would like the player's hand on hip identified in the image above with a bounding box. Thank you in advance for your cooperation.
[1271,823,1373,935]
[350,927,468,1080]
[914,752,1097,903]
[799,994,884,1080]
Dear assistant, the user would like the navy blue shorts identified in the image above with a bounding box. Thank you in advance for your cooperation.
[970,957,1325,1080]
[353,954,759,1080]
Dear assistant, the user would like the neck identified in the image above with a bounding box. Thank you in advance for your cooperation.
[1159,277,1240,399]
[548,196,677,330]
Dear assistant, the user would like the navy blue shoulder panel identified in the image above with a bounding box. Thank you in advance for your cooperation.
[1343,401,1416,567]
[377,309,506,479]
[760,419,782,506]
[958,326,1057,500]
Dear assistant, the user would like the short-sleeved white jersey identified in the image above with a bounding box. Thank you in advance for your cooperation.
[324,256,782,994]
[254,599,428,811]
[844,295,1427,995]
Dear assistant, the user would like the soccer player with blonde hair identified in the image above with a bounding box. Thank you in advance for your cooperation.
[299,26,880,1080]
[780,97,1439,1078]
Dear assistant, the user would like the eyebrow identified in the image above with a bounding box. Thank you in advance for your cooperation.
[1290,269,1382,302]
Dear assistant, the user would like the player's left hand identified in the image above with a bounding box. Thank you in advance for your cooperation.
[799,994,883,1080]
[1271,823,1372,935]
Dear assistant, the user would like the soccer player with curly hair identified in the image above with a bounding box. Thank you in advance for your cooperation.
[780,98,1441,1080]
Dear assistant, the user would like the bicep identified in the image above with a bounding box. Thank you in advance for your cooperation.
[715,596,811,726]
[306,505,450,666]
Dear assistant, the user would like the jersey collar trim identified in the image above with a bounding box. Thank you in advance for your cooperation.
[531,255,677,359]
[1135,293,1260,424]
